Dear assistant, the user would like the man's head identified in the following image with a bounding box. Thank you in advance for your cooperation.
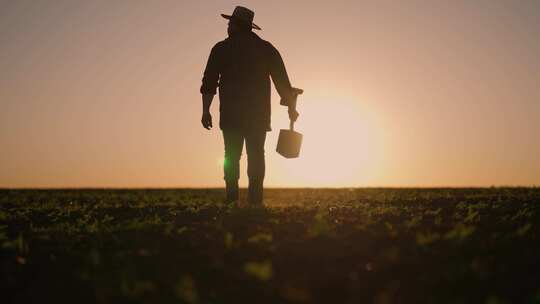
[221,6,261,37]
[227,19,252,37]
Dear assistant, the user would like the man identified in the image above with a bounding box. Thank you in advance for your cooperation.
[200,6,302,205]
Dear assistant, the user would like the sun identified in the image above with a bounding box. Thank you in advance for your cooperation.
[270,94,383,187]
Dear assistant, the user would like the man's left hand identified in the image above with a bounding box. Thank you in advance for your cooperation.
[201,112,213,130]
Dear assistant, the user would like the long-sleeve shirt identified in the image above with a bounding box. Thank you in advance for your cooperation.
[200,31,294,131]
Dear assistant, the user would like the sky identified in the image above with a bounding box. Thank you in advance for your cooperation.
[1,0,539,188]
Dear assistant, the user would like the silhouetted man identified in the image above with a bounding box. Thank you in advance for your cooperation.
[200,6,302,205]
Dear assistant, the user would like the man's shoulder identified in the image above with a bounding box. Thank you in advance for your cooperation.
[251,33,275,50]
[211,34,276,53]
[212,39,229,50]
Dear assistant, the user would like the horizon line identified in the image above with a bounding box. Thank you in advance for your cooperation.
[1,185,538,190]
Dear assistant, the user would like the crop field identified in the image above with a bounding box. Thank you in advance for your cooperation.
[1,188,540,303]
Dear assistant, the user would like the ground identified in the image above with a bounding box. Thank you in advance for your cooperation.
[1,188,540,303]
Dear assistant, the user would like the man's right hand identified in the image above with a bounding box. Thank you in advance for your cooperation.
[201,112,212,130]
[288,87,303,122]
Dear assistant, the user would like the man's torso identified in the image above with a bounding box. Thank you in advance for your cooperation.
[213,32,274,131]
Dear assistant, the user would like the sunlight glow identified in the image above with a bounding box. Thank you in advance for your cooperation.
[273,94,384,187]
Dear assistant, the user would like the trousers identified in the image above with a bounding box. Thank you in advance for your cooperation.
[222,129,267,204]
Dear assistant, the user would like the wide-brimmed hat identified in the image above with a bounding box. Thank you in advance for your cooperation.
[221,6,261,30]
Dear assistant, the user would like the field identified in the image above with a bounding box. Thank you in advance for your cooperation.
[1,188,540,303]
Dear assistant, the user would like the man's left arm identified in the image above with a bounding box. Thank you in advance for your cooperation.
[200,45,221,130]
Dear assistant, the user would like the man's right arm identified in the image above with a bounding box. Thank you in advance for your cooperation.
[267,44,302,121]
[268,44,293,106]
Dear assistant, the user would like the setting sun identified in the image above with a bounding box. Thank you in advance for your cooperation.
[268,94,384,187]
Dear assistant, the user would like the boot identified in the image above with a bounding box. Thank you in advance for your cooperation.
[248,179,263,206]
[225,180,239,204]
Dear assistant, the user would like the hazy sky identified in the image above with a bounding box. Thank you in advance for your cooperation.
[1,0,539,188]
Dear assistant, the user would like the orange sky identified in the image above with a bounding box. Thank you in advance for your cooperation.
[1,0,539,188]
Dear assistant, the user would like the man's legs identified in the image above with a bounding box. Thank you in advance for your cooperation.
[245,130,267,205]
[222,129,244,203]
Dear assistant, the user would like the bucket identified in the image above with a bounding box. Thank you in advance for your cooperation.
[276,120,302,158]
